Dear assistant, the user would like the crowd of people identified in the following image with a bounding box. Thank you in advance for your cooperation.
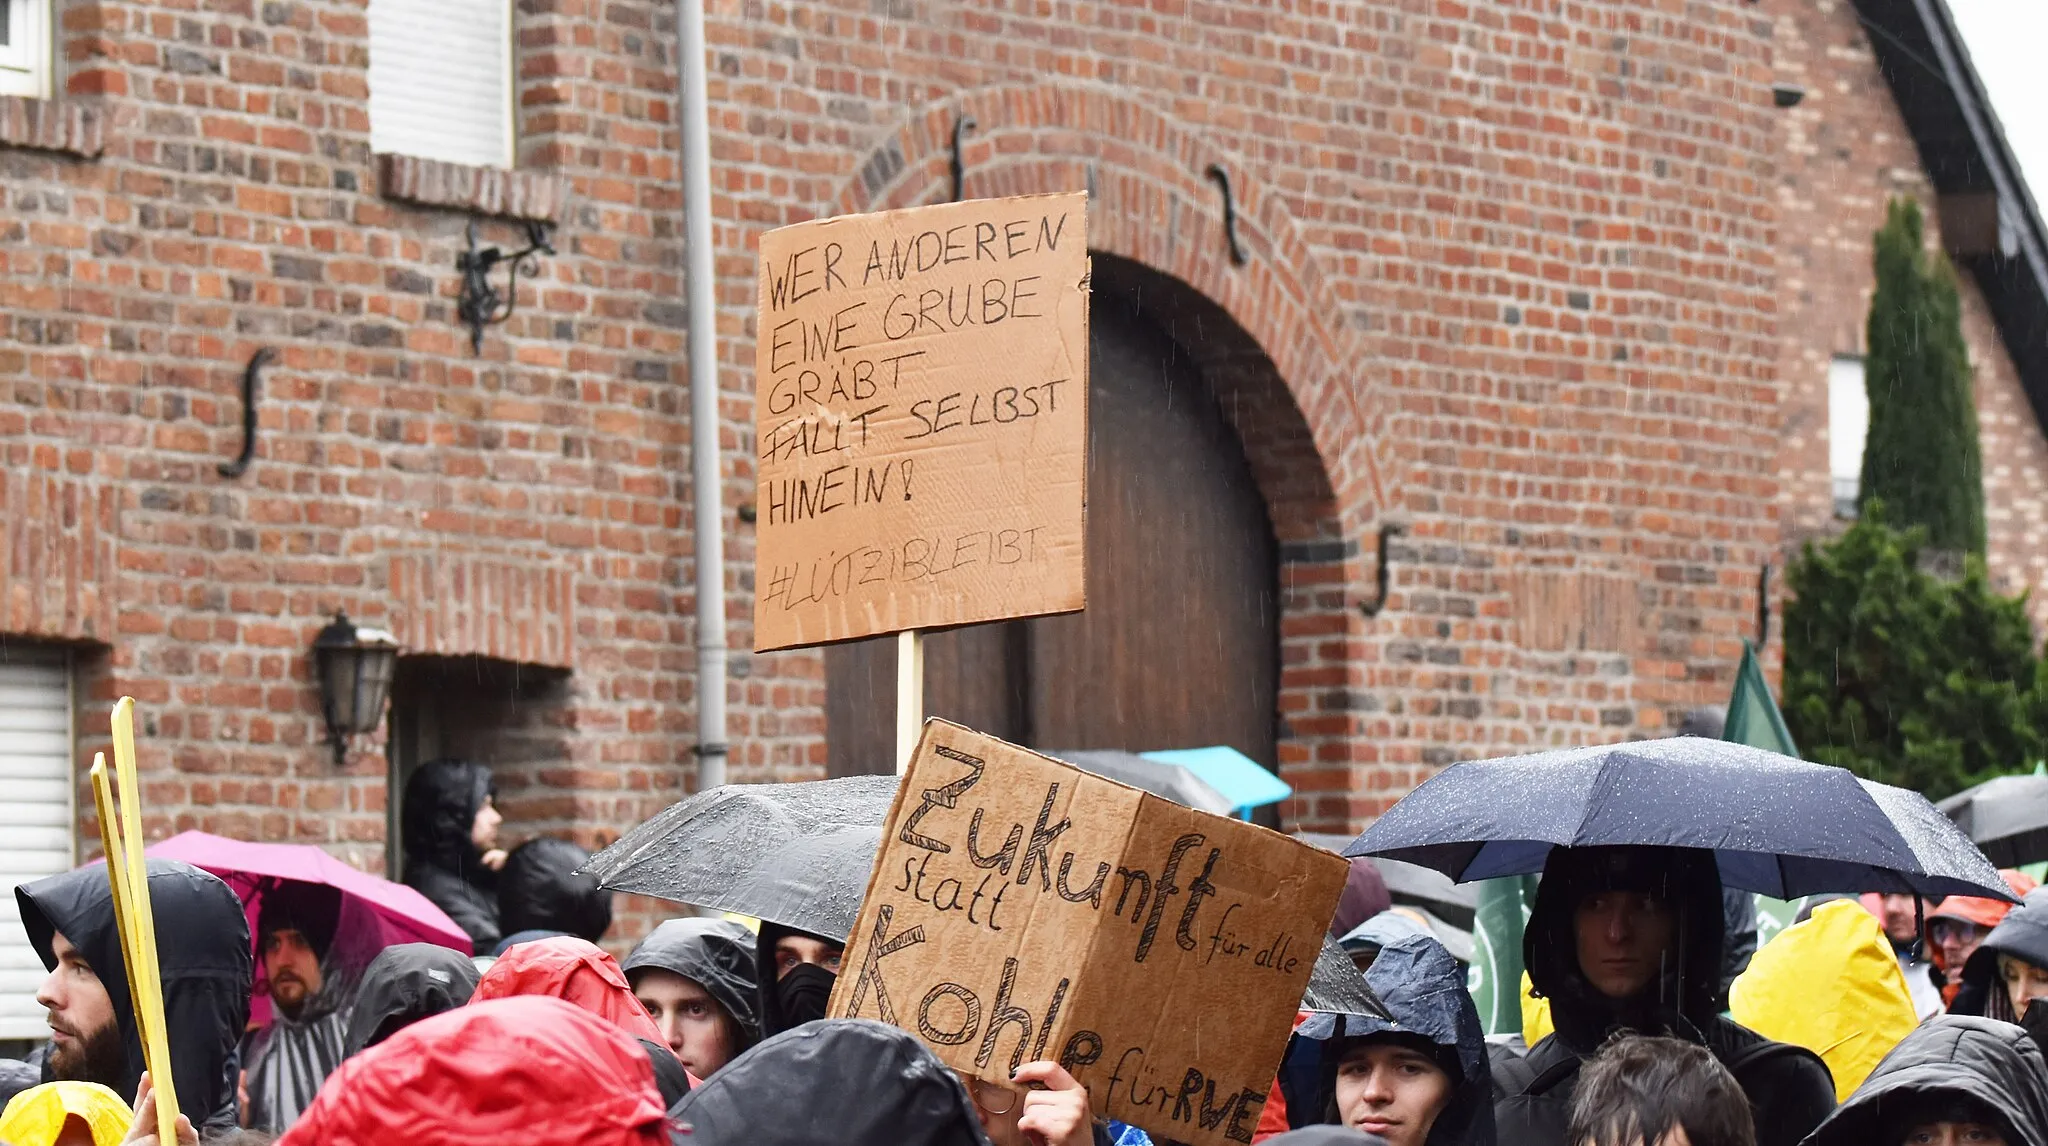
[4,758,2048,1146]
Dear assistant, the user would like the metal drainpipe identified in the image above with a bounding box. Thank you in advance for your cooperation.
[681,0,727,790]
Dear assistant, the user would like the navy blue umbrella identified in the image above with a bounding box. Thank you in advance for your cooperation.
[1345,738,2014,901]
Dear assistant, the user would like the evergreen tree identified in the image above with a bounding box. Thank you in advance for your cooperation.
[1858,197,1985,555]
[1782,505,2041,799]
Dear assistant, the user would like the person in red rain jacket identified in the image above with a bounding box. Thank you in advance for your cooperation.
[277,995,670,1146]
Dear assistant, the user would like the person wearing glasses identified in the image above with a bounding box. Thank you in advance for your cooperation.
[1928,871,2039,1009]
[959,1061,1099,1146]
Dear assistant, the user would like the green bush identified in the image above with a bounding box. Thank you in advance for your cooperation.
[1782,506,2043,799]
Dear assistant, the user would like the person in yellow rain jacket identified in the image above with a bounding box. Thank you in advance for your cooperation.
[1727,897,1921,1101]
[0,1081,133,1146]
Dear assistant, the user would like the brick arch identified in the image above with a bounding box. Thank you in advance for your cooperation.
[828,85,1384,826]
[831,83,1387,544]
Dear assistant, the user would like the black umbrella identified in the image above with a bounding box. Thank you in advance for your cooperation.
[1938,773,2048,868]
[581,774,897,941]
[1347,738,2014,901]
[1301,936,1390,1019]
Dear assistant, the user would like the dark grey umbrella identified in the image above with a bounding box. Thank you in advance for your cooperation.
[1052,750,1237,816]
[1938,774,2048,868]
[1347,738,2014,901]
[581,774,897,941]
[1300,935,1390,1019]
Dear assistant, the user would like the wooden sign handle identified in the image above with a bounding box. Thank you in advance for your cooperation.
[96,700,180,1141]
[896,629,924,774]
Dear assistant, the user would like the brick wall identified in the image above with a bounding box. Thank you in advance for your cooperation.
[1769,0,2048,627]
[6,0,2023,936]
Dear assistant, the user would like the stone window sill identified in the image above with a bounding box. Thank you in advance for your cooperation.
[0,97,105,158]
[377,153,566,223]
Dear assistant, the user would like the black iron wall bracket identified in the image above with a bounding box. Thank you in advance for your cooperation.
[950,114,977,203]
[456,217,556,356]
[217,346,275,479]
[1205,163,1249,266]
[1359,523,1406,618]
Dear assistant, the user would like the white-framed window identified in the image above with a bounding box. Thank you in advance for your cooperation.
[367,0,514,169]
[0,0,52,101]
[0,646,75,1040]
[1829,355,1870,518]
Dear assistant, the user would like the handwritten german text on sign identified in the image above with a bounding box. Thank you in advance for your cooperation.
[829,721,1346,1146]
[751,193,1089,652]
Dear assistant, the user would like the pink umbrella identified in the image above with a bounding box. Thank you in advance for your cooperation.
[146,830,472,956]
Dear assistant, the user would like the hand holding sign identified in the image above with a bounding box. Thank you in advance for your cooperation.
[830,721,1347,1146]
[1015,1061,1093,1146]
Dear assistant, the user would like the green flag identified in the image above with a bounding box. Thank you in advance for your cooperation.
[1721,639,1805,940]
[1468,875,1535,1036]
[1723,638,1798,757]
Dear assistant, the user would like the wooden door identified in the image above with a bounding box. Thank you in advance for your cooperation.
[824,280,1278,776]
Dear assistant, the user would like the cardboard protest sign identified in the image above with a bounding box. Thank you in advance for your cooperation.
[829,720,1347,1146]
[751,192,1089,652]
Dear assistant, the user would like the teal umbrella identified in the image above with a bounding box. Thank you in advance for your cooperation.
[1141,745,1291,820]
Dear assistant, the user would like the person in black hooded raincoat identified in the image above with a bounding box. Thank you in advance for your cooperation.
[668,1018,990,1146]
[239,879,387,1132]
[1953,894,2048,1024]
[754,921,843,1038]
[1802,1015,2048,1146]
[401,757,505,950]
[1278,931,1494,1146]
[1490,845,1834,1146]
[342,942,482,1057]
[15,859,252,1137]
[622,917,759,1078]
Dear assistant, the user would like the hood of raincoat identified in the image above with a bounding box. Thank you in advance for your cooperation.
[401,758,495,877]
[279,995,669,1146]
[1331,859,1393,939]
[623,918,762,1050]
[1264,1131,1390,1146]
[472,935,668,1047]
[1802,1016,2048,1146]
[754,922,840,1038]
[498,836,612,943]
[0,1081,133,1146]
[1958,895,2048,1021]
[1523,845,1724,1051]
[1729,898,1918,1101]
[16,860,251,1133]
[342,942,481,1057]
[1279,933,1493,1146]
[668,1018,990,1146]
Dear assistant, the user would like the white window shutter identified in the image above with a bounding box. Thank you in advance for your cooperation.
[0,656,74,1040]
[369,0,513,169]
[0,0,52,100]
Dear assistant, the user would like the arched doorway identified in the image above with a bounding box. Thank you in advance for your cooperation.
[825,257,1279,777]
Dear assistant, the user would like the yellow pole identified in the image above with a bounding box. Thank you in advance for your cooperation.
[100,699,179,1139]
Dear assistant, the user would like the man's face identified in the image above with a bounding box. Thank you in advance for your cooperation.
[772,934,843,979]
[1573,890,1676,1000]
[38,930,125,1090]
[633,968,739,1079]
[1881,894,1932,945]
[471,796,502,852]
[1931,916,1992,972]
[263,927,324,1017]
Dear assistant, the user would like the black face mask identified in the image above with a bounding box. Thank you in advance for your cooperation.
[776,962,837,1029]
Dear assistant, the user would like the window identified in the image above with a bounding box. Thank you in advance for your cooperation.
[0,646,74,1040]
[368,0,513,169]
[0,0,51,100]
[1829,355,1870,518]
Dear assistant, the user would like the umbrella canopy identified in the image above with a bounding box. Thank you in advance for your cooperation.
[580,774,897,942]
[1938,773,2048,868]
[1346,739,2014,901]
[1300,935,1390,1019]
[146,830,471,953]
[1295,832,1478,928]
[1053,750,1237,816]
[1139,746,1291,814]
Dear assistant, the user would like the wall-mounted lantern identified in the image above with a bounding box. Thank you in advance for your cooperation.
[313,612,400,765]
[456,217,556,355]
